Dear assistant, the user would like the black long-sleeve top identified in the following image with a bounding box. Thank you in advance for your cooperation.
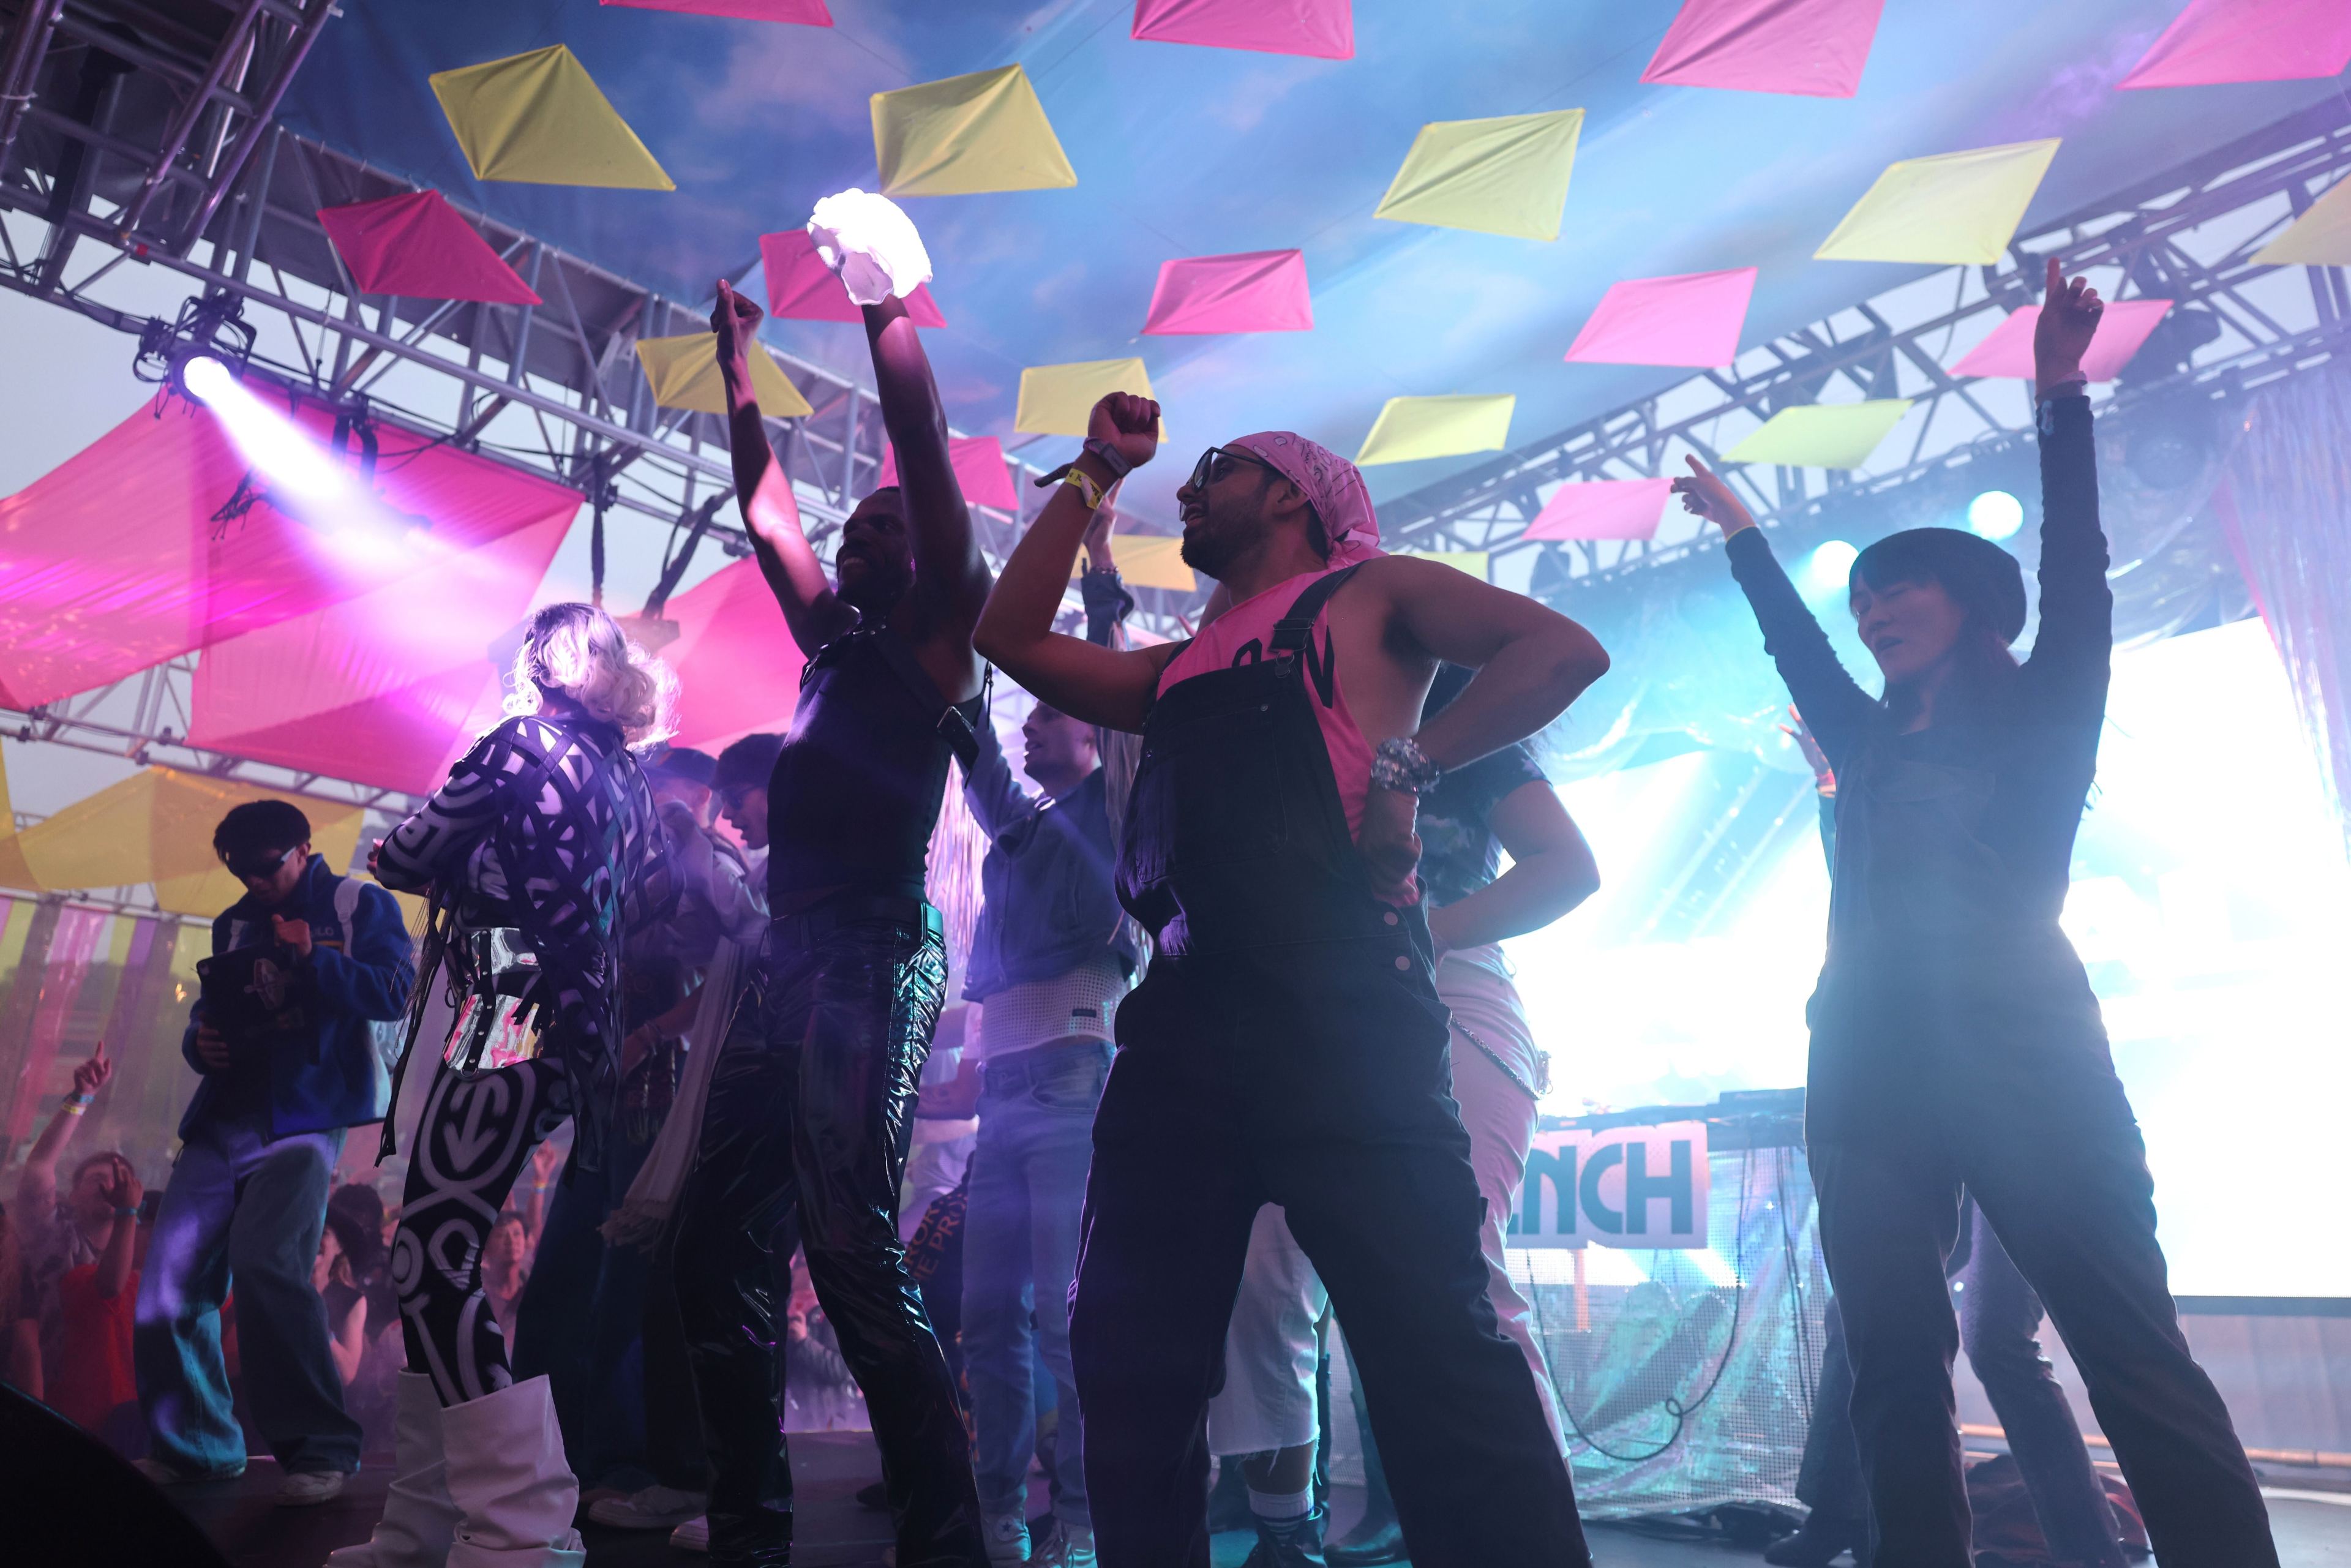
[1726,394,2110,971]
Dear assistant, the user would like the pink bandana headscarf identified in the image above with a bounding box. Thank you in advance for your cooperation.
[1228,431,1382,567]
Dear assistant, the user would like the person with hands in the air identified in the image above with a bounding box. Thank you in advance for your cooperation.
[672,189,990,1568]
[14,1044,126,1390]
[1674,257,2276,1568]
[131,799,411,1506]
[978,394,1607,1567]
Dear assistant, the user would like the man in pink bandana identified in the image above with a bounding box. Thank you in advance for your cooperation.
[980,396,1610,1567]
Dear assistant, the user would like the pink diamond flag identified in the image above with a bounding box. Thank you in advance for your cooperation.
[1525,478,1675,542]
[1641,0,1888,98]
[1564,267,1756,368]
[879,436,1019,512]
[600,0,833,22]
[2120,0,2351,89]
[760,230,948,327]
[1950,298,2173,381]
[1131,0,1354,61]
[1142,249,1313,336]
[317,190,541,305]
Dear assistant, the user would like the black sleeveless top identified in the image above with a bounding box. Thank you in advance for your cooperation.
[767,625,984,906]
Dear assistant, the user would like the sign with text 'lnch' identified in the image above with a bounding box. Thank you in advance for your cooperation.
[1509,1122,1708,1249]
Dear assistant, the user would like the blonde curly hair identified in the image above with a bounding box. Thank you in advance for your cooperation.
[506,602,678,749]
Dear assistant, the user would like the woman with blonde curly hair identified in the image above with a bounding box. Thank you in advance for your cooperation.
[343,602,673,1568]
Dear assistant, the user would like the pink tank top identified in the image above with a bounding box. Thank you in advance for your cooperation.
[1158,568,1375,844]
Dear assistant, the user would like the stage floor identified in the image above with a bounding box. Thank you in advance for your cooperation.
[173,1433,2351,1567]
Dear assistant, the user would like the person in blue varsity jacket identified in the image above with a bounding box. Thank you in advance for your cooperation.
[133,798,413,1504]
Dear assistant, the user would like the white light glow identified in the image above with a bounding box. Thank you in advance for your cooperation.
[1801,539,1858,597]
[192,362,352,505]
[1507,618,2351,1298]
[1967,489,2024,539]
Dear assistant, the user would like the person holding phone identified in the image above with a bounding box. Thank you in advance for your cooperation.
[132,800,413,1504]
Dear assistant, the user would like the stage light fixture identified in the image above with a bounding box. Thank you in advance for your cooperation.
[179,353,233,406]
[1967,489,2023,541]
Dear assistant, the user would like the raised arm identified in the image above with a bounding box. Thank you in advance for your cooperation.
[1674,457,1877,771]
[1373,556,1610,772]
[2020,257,2111,720]
[863,293,990,632]
[16,1044,110,1222]
[373,721,531,893]
[975,394,1179,732]
[713,280,855,658]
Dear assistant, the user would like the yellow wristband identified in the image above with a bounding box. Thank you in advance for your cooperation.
[1060,467,1106,511]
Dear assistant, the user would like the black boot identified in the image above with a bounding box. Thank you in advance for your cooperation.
[1764,1512,1870,1567]
[1242,1506,1329,1568]
[1325,1513,1405,1567]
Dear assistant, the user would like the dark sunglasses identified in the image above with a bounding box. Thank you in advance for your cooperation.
[225,845,297,881]
[1187,446,1277,493]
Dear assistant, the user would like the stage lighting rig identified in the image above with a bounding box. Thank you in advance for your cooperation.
[135,290,257,405]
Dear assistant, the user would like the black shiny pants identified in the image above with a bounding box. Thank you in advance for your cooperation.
[673,910,984,1567]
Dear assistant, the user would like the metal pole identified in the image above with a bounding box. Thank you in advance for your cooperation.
[115,0,268,238]
[0,0,65,170]
[174,0,337,257]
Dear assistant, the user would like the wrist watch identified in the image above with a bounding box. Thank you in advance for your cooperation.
[1080,437,1133,479]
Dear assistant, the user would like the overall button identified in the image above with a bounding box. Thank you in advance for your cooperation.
[1382,910,1400,926]
[1393,955,1410,970]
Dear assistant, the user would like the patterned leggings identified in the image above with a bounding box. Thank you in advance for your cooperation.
[393,1057,574,1406]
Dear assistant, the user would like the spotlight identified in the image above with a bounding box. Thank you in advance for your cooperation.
[1801,539,1858,596]
[1967,489,2023,541]
[179,353,234,406]
[135,290,256,402]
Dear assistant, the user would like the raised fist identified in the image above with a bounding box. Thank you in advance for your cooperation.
[1087,392,1161,472]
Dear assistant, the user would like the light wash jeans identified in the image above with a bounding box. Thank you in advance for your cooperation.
[960,1039,1109,1530]
[134,1109,357,1475]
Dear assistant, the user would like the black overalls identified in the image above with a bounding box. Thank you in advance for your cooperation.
[1067,568,1589,1568]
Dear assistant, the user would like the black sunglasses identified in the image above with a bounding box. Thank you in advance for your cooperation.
[225,845,297,881]
[1187,446,1277,492]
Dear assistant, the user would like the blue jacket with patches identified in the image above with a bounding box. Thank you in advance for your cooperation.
[180,853,416,1139]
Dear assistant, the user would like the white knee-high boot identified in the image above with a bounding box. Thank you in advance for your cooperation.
[327,1373,460,1567]
[438,1375,586,1568]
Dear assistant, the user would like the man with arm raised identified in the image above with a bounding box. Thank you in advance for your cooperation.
[672,194,989,1568]
[977,397,1608,1568]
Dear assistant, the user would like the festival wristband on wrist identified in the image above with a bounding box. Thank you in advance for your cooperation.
[113,1206,139,1219]
[1081,437,1133,479]
[1059,466,1107,512]
[1370,735,1442,798]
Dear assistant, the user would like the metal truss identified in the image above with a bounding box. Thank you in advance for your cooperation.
[0,0,1180,616]
[1382,99,2351,592]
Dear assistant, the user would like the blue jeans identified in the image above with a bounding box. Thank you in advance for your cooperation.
[134,1111,357,1475]
[962,1040,1108,1530]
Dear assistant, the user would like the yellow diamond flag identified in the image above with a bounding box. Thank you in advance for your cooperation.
[1356,394,1515,466]
[874,65,1078,198]
[1016,358,1155,437]
[431,45,675,191]
[1078,535,1196,593]
[1815,140,2059,265]
[1406,550,1491,579]
[1374,110,1584,241]
[2253,177,2351,266]
[1725,400,1914,468]
[636,334,814,418]
[3,768,363,917]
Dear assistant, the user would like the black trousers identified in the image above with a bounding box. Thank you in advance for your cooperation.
[1070,953,1588,1568]
[1810,1024,2273,1568]
[672,907,983,1568]
[1802,1205,2124,1566]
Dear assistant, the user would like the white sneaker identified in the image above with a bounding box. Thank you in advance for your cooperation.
[131,1454,248,1485]
[985,1513,1032,1565]
[669,1515,710,1554]
[588,1484,709,1530]
[277,1469,349,1506]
